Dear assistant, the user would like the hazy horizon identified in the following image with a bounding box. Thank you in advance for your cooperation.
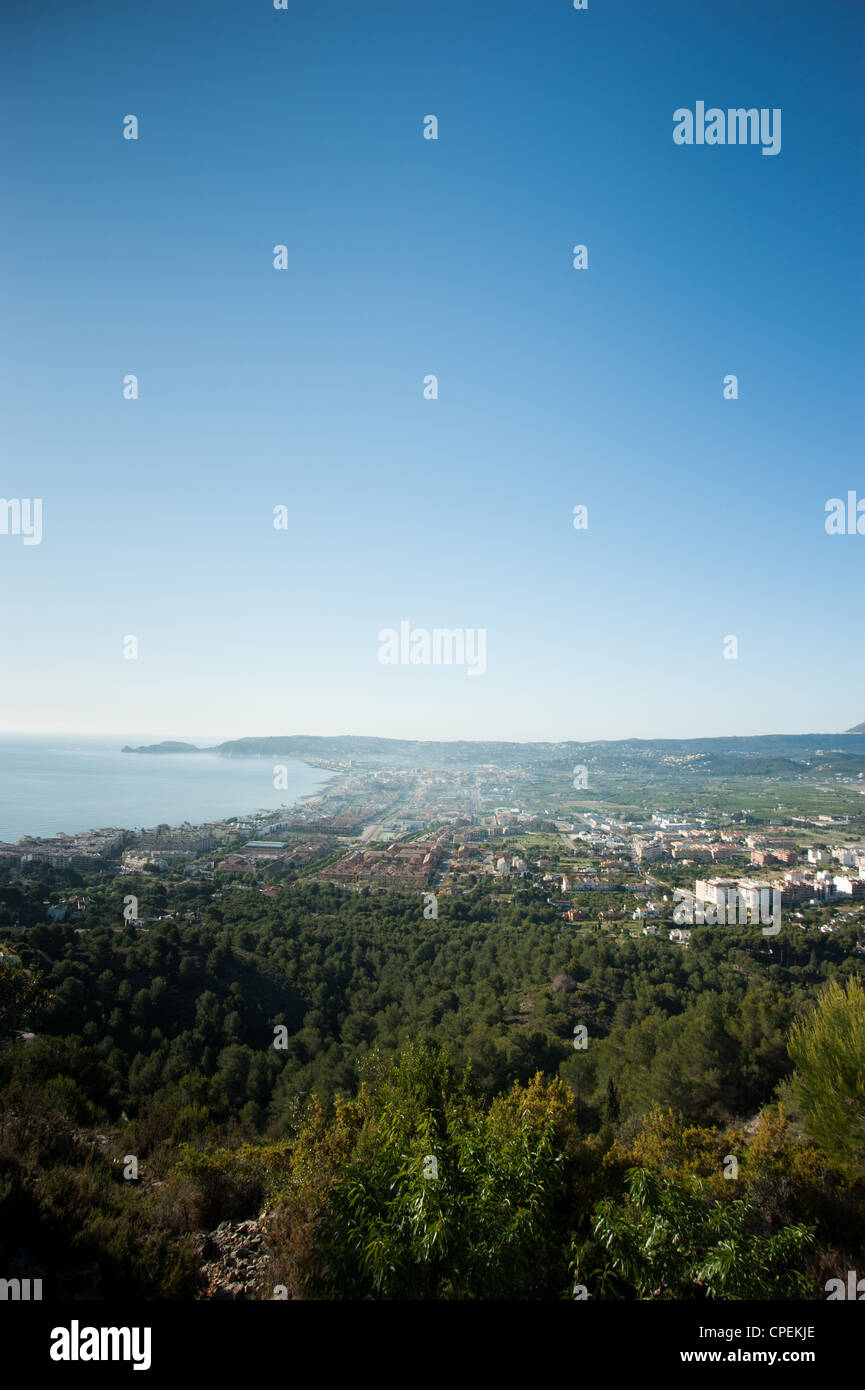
[2,719,863,747]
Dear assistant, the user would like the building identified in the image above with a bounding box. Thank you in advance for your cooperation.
[632,838,667,863]
[778,875,814,906]
[834,875,865,899]
[694,877,775,923]
[774,847,799,865]
[751,850,778,867]
[833,844,865,867]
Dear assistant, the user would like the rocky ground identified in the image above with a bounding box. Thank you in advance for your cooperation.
[190,1217,273,1300]
[5,1215,278,1302]
[69,1128,277,1300]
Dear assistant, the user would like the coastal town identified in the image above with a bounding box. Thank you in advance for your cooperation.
[3,752,865,951]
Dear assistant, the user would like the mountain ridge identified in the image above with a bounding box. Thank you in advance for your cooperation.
[121,729,865,773]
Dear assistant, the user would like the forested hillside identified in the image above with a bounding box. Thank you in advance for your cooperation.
[1,873,863,1299]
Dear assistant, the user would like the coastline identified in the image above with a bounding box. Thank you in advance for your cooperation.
[0,738,340,852]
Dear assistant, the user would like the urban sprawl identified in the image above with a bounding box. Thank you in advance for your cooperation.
[3,753,864,956]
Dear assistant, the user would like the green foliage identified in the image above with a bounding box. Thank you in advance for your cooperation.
[789,978,865,1176]
[2,875,855,1128]
[0,1063,199,1299]
[574,1166,814,1300]
[1,868,863,1300]
[287,1044,578,1298]
[0,959,51,1040]
[172,1140,292,1226]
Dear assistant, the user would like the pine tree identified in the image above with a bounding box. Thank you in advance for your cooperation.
[788,977,865,1176]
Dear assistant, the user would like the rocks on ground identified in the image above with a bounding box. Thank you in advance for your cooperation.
[191,1217,272,1300]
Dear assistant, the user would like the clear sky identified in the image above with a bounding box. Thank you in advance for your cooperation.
[1,0,863,744]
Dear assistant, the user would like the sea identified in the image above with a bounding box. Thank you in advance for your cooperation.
[0,734,332,843]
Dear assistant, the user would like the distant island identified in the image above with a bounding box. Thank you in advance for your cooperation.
[121,742,203,754]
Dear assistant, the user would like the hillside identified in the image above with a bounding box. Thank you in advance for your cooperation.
[122,729,865,774]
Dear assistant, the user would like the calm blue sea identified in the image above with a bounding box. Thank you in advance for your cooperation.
[0,735,332,843]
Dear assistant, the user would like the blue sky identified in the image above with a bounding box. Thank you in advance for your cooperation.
[1,0,863,743]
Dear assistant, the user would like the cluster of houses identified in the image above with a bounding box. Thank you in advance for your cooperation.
[0,828,129,868]
[323,838,444,888]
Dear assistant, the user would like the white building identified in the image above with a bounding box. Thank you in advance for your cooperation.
[633,902,659,919]
[834,875,865,899]
[632,838,667,863]
[694,877,775,923]
[832,844,865,867]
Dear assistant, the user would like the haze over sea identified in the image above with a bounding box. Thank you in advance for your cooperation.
[0,735,331,843]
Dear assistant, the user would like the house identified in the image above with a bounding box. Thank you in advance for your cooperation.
[633,904,659,920]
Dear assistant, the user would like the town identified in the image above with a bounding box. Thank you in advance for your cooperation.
[2,736,864,959]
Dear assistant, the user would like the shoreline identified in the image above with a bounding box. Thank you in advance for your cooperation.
[0,752,340,854]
